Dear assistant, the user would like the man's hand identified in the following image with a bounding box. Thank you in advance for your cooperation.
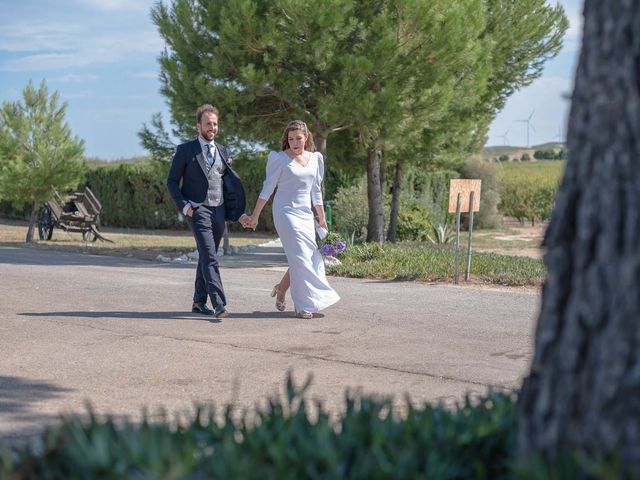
[185,207,194,217]
[239,213,252,229]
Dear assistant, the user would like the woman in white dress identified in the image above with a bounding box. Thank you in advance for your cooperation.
[246,120,340,318]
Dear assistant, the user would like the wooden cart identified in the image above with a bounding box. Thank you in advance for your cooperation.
[37,187,113,243]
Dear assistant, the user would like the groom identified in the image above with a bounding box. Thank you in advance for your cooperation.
[167,104,248,318]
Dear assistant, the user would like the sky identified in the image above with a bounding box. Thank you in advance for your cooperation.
[0,0,583,160]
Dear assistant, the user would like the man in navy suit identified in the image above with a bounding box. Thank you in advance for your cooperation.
[167,104,248,318]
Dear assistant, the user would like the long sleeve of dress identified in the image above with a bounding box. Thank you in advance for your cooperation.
[311,152,324,207]
[258,151,283,201]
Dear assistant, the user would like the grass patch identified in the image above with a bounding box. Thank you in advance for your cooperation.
[1,219,545,286]
[329,242,545,286]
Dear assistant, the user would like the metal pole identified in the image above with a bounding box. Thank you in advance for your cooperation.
[454,192,461,284]
[465,191,475,281]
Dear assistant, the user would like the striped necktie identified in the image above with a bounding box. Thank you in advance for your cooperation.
[205,144,214,169]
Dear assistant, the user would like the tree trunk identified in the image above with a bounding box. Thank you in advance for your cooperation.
[518,0,640,471]
[314,131,328,196]
[26,200,38,243]
[387,162,403,242]
[366,143,384,243]
[379,149,386,192]
[315,132,327,161]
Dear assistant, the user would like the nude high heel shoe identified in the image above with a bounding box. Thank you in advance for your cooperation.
[271,284,286,312]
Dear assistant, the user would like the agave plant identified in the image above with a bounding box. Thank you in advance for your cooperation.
[428,222,456,244]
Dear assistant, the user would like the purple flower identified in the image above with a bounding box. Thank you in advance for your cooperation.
[335,240,347,254]
[321,243,338,257]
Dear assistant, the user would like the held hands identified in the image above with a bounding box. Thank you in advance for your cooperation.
[239,213,258,230]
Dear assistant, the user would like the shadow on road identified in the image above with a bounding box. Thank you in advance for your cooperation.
[19,310,325,321]
[0,376,71,445]
[19,311,222,323]
[0,245,288,270]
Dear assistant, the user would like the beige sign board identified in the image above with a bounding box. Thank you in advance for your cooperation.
[448,179,482,213]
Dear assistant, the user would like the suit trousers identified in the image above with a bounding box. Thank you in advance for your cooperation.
[186,204,226,309]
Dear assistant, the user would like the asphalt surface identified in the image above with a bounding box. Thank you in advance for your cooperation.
[0,244,540,443]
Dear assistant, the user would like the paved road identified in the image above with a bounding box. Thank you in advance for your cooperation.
[0,245,540,443]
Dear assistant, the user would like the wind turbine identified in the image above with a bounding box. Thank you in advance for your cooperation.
[518,110,536,147]
[498,128,510,146]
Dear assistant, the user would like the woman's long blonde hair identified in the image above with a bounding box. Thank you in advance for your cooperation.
[280,120,316,152]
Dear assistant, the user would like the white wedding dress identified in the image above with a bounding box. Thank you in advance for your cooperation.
[259,150,340,313]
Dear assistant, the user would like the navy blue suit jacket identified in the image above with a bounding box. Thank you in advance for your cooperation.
[167,139,246,221]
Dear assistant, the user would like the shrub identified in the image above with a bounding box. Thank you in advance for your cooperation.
[500,179,557,226]
[396,198,433,241]
[459,158,501,229]
[230,151,275,232]
[331,178,370,242]
[498,161,564,225]
[85,163,179,229]
[405,169,459,227]
[0,375,518,479]
[2,374,623,478]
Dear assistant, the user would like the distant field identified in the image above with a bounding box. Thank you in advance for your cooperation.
[498,159,565,177]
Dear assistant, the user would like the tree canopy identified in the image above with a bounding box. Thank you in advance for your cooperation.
[0,80,85,242]
[145,0,567,241]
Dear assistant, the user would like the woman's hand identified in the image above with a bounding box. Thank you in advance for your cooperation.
[316,217,328,230]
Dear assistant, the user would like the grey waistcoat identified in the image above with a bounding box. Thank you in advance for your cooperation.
[203,145,226,207]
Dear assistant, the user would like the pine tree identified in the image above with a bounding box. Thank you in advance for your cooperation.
[0,80,85,243]
[146,0,566,242]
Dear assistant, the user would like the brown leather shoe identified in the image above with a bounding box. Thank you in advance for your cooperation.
[215,307,229,319]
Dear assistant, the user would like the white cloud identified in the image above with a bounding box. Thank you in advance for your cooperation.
[71,0,152,12]
[132,71,158,79]
[0,22,81,52]
[0,30,163,71]
[49,73,99,82]
[0,53,95,71]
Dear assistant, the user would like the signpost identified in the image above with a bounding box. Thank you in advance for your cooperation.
[448,179,482,284]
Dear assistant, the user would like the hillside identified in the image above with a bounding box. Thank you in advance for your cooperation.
[483,142,565,161]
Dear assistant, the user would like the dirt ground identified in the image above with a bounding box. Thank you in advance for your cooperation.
[473,223,546,260]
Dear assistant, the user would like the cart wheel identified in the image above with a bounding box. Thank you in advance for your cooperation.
[82,229,97,242]
[38,205,54,241]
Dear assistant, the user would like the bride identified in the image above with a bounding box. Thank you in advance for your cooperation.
[245,120,340,318]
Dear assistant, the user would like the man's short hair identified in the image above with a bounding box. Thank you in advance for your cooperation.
[196,104,219,124]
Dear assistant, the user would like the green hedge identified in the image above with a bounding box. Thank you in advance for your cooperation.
[84,164,179,229]
[82,152,276,231]
[1,376,517,479]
